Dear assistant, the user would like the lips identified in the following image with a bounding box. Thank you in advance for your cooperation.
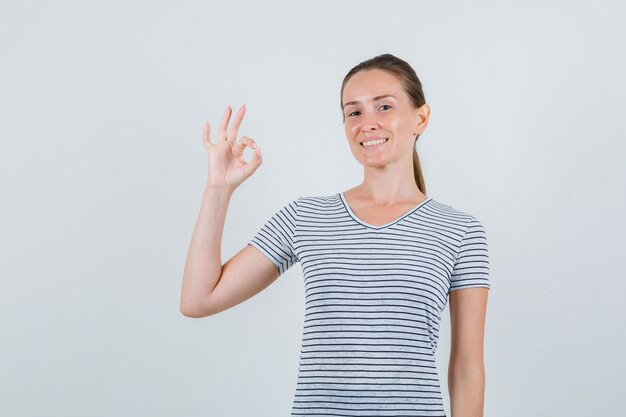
[360,137,389,147]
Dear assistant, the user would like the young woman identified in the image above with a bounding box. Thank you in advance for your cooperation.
[180,53,490,417]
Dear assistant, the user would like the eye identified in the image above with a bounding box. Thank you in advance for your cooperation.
[380,104,392,111]
[347,111,360,117]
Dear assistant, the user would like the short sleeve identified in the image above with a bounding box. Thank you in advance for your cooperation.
[248,198,299,276]
[449,216,491,291]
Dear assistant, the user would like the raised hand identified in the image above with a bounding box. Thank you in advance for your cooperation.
[202,104,262,192]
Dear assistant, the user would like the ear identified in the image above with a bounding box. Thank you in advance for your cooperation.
[418,103,431,120]
[413,104,430,134]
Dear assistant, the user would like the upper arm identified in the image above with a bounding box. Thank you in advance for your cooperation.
[448,214,491,370]
[185,198,299,318]
[449,287,489,369]
[188,244,281,317]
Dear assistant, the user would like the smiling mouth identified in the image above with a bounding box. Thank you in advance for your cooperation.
[360,138,389,148]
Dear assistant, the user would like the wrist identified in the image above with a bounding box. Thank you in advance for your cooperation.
[203,184,234,199]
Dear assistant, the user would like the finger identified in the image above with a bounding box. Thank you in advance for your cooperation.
[243,136,262,160]
[227,104,246,145]
[236,136,262,161]
[233,135,252,158]
[202,121,212,147]
[243,142,263,176]
[218,105,232,142]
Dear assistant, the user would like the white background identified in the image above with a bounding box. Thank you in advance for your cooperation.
[1,1,624,416]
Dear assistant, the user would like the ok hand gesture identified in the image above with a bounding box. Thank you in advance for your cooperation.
[203,104,262,192]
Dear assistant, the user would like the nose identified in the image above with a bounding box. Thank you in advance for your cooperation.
[360,111,379,132]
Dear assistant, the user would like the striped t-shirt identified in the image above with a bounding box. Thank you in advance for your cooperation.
[248,192,490,417]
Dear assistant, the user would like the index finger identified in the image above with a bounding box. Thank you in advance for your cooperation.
[218,105,233,142]
[227,104,246,144]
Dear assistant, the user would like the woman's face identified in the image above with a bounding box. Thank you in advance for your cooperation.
[341,69,427,167]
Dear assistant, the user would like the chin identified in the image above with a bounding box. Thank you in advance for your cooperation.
[355,156,391,168]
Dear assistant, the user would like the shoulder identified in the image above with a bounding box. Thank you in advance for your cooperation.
[427,196,481,220]
[425,196,487,235]
[296,193,342,208]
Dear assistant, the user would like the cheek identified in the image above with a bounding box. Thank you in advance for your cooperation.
[345,122,359,136]
[387,116,413,136]
[383,113,402,129]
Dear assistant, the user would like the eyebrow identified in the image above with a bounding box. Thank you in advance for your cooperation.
[342,94,397,108]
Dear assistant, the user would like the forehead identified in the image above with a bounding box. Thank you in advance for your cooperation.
[342,69,404,104]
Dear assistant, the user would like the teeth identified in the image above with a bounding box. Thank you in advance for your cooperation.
[362,138,388,147]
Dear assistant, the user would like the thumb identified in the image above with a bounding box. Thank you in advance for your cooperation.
[245,143,263,177]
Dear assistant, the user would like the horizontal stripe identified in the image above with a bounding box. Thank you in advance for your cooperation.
[249,193,490,416]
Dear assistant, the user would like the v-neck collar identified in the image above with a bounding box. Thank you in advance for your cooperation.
[339,192,432,230]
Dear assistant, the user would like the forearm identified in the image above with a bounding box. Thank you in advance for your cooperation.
[180,185,233,316]
[448,365,485,417]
